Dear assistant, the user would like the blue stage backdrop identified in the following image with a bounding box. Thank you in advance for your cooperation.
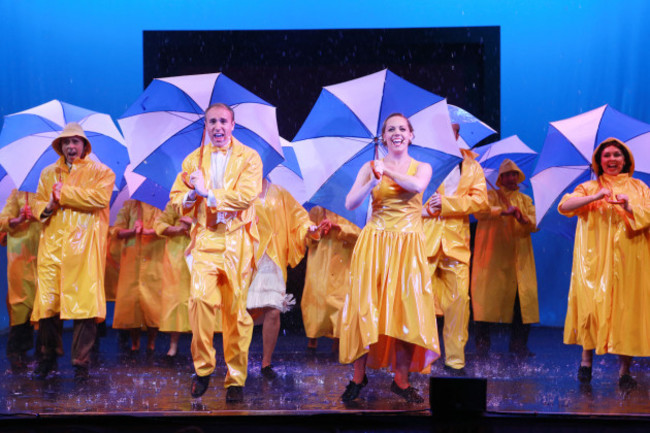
[1,1,650,331]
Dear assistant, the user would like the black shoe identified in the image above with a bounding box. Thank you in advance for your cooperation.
[9,354,28,374]
[261,365,278,380]
[341,375,368,402]
[619,374,637,390]
[390,380,424,403]
[32,358,55,380]
[74,365,89,384]
[577,365,592,383]
[443,365,467,376]
[225,386,244,403]
[190,374,210,398]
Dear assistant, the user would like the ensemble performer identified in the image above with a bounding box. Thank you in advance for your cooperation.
[112,199,164,355]
[339,113,440,403]
[154,200,193,359]
[470,159,539,357]
[558,138,650,389]
[170,103,262,403]
[301,206,360,352]
[31,122,115,382]
[0,189,40,373]
[246,178,319,379]
[422,125,488,374]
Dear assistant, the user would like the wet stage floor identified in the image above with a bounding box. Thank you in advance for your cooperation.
[1,325,649,419]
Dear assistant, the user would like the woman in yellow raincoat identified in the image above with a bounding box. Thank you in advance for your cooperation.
[301,206,359,351]
[471,159,539,357]
[32,122,115,382]
[0,189,40,372]
[246,179,318,379]
[112,199,164,354]
[339,113,439,403]
[154,200,192,358]
[559,137,650,389]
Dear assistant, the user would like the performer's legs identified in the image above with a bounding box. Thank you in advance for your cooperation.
[438,258,470,369]
[261,307,280,368]
[34,315,63,379]
[188,263,219,378]
[220,272,254,388]
[509,292,531,355]
[7,321,34,372]
[167,332,181,357]
[393,340,415,388]
[474,321,491,357]
[71,318,97,378]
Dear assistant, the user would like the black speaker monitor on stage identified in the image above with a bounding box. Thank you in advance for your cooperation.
[429,376,487,415]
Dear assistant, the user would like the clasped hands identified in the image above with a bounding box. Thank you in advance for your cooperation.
[9,204,36,227]
[502,205,530,224]
[596,187,631,212]
[425,193,442,217]
[187,170,209,200]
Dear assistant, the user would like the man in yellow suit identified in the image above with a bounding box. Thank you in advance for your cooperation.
[423,126,488,373]
[170,103,262,403]
[31,122,115,382]
[0,189,40,373]
[471,159,539,358]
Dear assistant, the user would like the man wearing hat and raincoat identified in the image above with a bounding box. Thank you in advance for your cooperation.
[31,122,115,382]
[470,159,539,357]
[169,103,262,403]
[422,133,489,373]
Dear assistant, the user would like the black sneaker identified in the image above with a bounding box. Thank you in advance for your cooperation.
[577,365,592,383]
[190,374,210,398]
[619,374,637,390]
[74,365,89,384]
[32,358,55,380]
[261,365,278,380]
[341,374,368,402]
[390,380,424,403]
[225,386,244,403]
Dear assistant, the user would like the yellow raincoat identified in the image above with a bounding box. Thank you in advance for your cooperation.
[0,190,40,326]
[471,188,539,324]
[170,137,262,386]
[339,159,440,371]
[104,230,122,302]
[154,200,191,333]
[32,153,114,322]
[301,206,360,339]
[112,200,165,329]
[559,139,650,356]
[423,148,488,368]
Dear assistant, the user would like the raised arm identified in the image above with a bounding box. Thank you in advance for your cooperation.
[345,161,381,211]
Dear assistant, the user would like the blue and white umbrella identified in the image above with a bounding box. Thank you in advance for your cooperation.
[448,104,497,149]
[267,138,309,205]
[118,72,284,193]
[0,165,16,210]
[531,104,650,238]
[0,100,129,196]
[292,69,462,228]
[475,135,537,192]
[121,165,170,211]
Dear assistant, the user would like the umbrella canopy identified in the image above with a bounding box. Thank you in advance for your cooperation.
[475,135,537,191]
[122,164,170,211]
[267,138,309,205]
[292,69,462,228]
[530,104,650,238]
[118,72,284,193]
[0,165,16,210]
[0,100,129,195]
[448,104,497,149]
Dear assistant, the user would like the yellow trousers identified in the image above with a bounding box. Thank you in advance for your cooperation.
[189,248,253,388]
[429,254,470,369]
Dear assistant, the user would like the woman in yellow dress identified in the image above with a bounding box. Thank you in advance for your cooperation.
[559,138,650,389]
[339,113,440,403]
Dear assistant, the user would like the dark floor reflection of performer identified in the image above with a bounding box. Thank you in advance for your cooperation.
[559,138,650,390]
[471,159,539,358]
[31,122,115,383]
[246,178,319,379]
[339,113,439,403]
[170,103,262,403]
[0,189,40,373]
[301,206,360,352]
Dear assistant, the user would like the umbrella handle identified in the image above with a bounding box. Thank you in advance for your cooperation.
[181,172,195,190]
[369,161,381,179]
